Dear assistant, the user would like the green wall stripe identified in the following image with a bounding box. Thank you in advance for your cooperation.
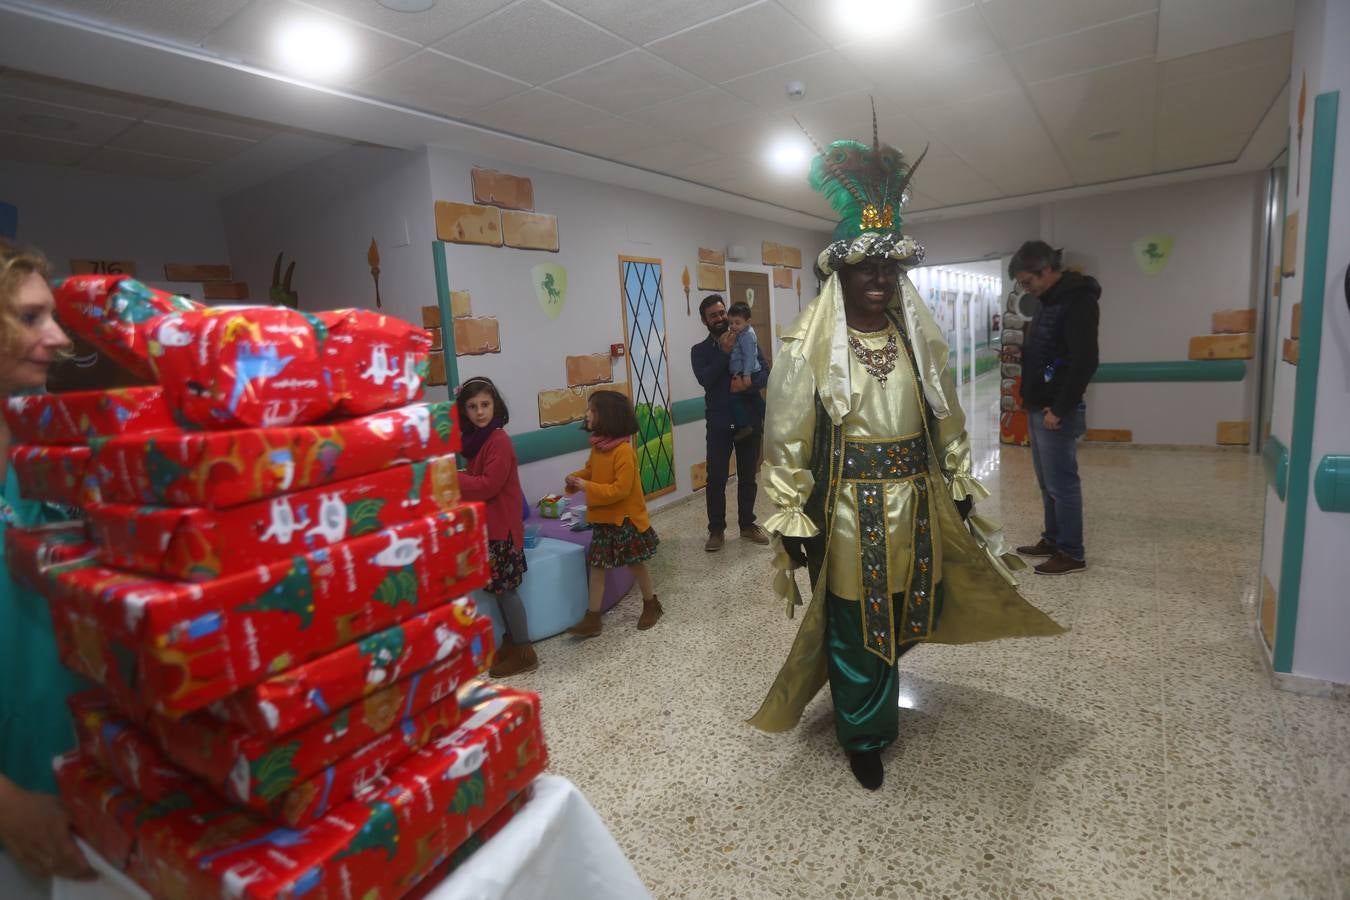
[1093,360,1246,382]
[431,241,459,396]
[512,423,591,465]
[1274,91,1339,674]
[671,397,705,426]
[1263,435,1289,501]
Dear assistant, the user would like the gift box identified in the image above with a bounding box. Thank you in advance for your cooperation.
[536,494,568,518]
[49,505,490,718]
[69,692,198,804]
[87,455,461,582]
[3,387,175,446]
[10,443,99,505]
[58,683,546,900]
[318,309,433,416]
[212,598,493,737]
[4,521,97,593]
[52,275,202,381]
[402,790,528,900]
[93,401,459,508]
[145,306,335,429]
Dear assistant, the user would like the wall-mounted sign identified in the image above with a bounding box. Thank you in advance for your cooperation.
[70,258,137,277]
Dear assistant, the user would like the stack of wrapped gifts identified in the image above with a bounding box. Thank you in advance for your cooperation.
[5,275,549,899]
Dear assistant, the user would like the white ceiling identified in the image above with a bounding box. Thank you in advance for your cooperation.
[0,0,1294,223]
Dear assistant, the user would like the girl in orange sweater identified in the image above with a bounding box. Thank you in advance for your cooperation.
[563,390,661,637]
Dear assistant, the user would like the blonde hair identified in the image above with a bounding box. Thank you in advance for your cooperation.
[0,238,53,358]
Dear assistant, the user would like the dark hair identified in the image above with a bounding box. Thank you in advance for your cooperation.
[1009,241,1063,277]
[727,301,752,319]
[455,376,509,433]
[698,294,725,323]
[586,390,639,438]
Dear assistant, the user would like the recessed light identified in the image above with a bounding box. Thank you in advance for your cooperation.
[768,137,811,175]
[1088,129,1121,142]
[18,112,78,133]
[376,0,436,10]
[274,17,356,80]
[837,0,909,39]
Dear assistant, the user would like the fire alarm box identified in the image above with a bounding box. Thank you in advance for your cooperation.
[610,343,626,357]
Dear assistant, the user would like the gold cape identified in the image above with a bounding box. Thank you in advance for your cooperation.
[749,270,1066,734]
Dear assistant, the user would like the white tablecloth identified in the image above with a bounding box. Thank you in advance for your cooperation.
[40,775,649,900]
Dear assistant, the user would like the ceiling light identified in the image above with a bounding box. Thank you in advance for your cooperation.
[274,17,356,80]
[376,0,436,10]
[1088,129,1121,142]
[767,137,811,175]
[18,113,78,133]
[837,0,909,39]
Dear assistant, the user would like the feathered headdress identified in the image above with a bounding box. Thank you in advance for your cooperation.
[797,98,927,273]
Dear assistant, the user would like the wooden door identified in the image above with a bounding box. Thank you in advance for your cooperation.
[726,269,772,366]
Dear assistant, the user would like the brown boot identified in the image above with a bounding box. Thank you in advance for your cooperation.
[567,609,603,638]
[1015,538,1057,557]
[637,595,663,630]
[489,638,539,678]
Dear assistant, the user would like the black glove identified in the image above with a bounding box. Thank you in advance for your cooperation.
[780,536,809,568]
[955,496,973,521]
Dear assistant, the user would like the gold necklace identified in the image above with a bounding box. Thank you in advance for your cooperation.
[848,331,899,386]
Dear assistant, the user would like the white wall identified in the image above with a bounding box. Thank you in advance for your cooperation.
[0,159,228,288]
[909,207,1039,266]
[426,146,829,509]
[221,145,437,324]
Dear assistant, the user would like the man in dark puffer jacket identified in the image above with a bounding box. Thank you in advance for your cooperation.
[1010,241,1100,575]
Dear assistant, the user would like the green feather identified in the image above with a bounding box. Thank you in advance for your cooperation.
[807,138,921,242]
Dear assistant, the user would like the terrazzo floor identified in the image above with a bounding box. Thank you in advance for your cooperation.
[507,374,1350,899]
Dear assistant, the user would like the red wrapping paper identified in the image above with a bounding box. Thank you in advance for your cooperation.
[52,275,201,380]
[48,505,489,718]
[212,598,493,737]
[145,306,334,429]
[92,401,459,509]
[10,443,99,505]
[69,692,198,804]
[3,387,175,446]
[4,521,96,592]
[318,309,433,416]
[58,683,546,900]
[402,791,528,900]
[87,455,461,582]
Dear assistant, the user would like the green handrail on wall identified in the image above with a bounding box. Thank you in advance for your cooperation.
[1314,455,1350,513]
[1093,360,1247,383]
[1263,435,1289,501]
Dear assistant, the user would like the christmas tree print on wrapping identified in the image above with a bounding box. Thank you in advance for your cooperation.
[374,566,419,609]
[237,558,316,629]
[358,626,406,682]
[407,460,427,504]
[143,440,188,500]
[448,771,486,817]
[135,790,193,827]
[432,406,454,443]
[251,741,302,801]
[336,801,400,861]
[346,498,387,537]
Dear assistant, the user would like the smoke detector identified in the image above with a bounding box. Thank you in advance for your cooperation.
[785,80,807,101]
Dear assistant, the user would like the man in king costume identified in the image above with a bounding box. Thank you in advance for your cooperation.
[750,121,1065,790]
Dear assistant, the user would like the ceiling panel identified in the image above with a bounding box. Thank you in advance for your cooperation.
[904,53,1020,109]
[145,103,279,141]
[1155,129,1247,171]
[549,114,669,158]
[36,0,253,45]
[721,50,872,111]
[911,153,1003,205]
[774,0,975,49]
[0,94,137,145]
[546,50,707,115]
[553,0,753,45]
[790,91,937,158]
[1028,58,1155,182]
[0,130,95,166]
[669,154,760,184]
[294,0,516,45]
[979,0,1158,51]
[648,3,825,84]
[1155,59,1288,145]
[463,88,613,142]
[624,88,760,134]
[1007,12,1157,84]
[359,50,527,118]
[202,0,421,86]
[197,130,350,193]
[915,90,1073,194]
[109,121,256,162]
[436,0,630,87]
[611,140,724,171]
[1157,32,1292,85]
[79,146,211,178]
[0,69,165,119]
[1155,0,1293,61]
[843,7,1001,79]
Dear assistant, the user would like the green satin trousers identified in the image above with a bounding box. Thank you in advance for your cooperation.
[824,586,944,752]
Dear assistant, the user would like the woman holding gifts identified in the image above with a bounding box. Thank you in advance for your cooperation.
[454,376,538,677]
[0,239,94,886]
[564,390,662,637]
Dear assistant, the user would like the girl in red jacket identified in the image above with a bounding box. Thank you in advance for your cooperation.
[455,376,535,677]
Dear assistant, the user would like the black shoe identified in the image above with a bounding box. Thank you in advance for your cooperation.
[847,750,883,790]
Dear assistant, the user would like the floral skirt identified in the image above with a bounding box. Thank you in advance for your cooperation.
[486,539,527,594]
[587,520,659,569]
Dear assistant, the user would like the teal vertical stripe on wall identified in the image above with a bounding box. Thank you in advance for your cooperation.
[432,241,459,396]
[1274,91,1339,674]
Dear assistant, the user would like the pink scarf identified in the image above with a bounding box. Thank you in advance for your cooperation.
[589,435,628,451]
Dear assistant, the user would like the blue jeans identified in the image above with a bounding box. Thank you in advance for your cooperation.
[1027,405,1087,561]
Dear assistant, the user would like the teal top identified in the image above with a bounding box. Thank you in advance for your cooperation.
[0,470,86,795]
